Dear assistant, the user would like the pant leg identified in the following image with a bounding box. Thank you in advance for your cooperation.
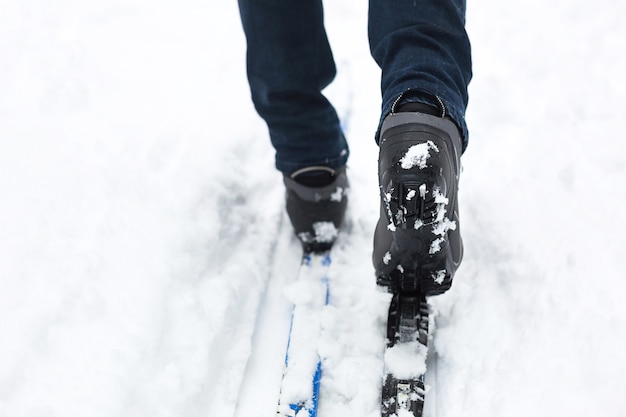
[238,0,349,174]
[368,0,472,148]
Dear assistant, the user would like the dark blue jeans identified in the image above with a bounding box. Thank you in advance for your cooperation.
[238,0,472,174]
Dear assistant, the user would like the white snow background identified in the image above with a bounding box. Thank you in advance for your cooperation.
[1,0,626,416]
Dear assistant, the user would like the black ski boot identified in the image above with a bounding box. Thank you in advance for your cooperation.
[284,166,349,253]
[373,109,463,295]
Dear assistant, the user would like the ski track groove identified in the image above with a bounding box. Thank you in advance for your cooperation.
[233,215,302,417]
[203,177,284,417]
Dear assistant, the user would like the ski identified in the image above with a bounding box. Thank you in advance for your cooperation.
[276,251,331,417]
[381,293,430,417]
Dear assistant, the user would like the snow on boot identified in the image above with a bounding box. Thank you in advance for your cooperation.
[373,111,463,295]
[284,166,348,253]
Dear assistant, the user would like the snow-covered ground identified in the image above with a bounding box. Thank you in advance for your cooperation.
[2,0,626,416]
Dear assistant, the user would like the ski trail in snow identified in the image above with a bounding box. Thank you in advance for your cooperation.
[202,172,285,417]
[233,216,302,417]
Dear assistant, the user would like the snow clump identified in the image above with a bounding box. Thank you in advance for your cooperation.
[400,141,439,170]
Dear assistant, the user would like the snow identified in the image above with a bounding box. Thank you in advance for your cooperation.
[1,0,626,417]
[313,222,339,243]
[278,256,329,412]
[429,188,455,254]
[384,341,427,380]
[330,186,346,203]
[431,270,446,286]
[400,141,439,170]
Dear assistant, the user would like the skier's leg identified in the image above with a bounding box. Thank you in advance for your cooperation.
[369,0,472,294]
[369,0,472,146]
[237,0,349,174]
[237,0,349,252]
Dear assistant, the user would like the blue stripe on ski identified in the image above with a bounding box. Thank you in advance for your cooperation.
[278,251,331,417]
[288,360,322,417]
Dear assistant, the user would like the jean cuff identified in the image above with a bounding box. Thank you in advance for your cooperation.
[376,88,468,152]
